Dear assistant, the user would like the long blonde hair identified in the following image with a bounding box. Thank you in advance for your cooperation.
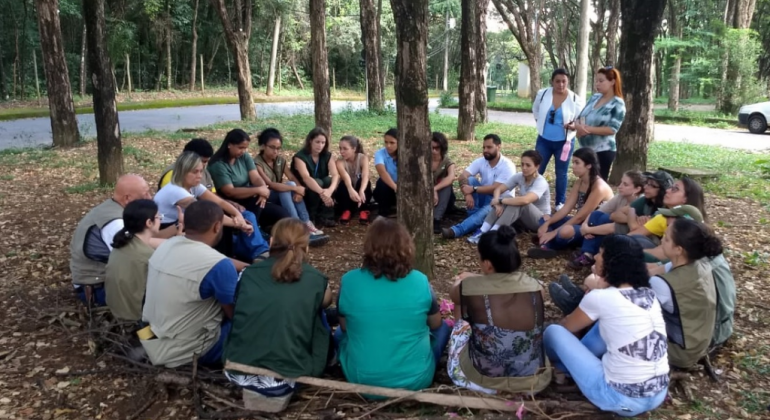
[270,218,310,283]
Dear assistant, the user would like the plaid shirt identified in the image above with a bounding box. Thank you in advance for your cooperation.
[577,93,626,152]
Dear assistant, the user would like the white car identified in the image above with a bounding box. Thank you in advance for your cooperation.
[738,101,770,134]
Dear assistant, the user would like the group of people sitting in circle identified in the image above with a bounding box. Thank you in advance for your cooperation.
[66,65,736,417]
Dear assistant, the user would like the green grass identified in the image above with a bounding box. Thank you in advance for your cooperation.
[654,96,718,105]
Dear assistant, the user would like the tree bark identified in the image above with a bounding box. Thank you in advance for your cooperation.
[200,54,205,91]
[389,0,435,280]
[492,0,543,100]
[310,0,332,134]
[210,0,256,120]
[360,0,384,111]
[79,24,87,96]
[189,0,199,91]
[125,54,132,93]
[83,0,124,185]
[667,0,682,111]
[605,0,620,65]
[35,0,80,148]
[474,0,490,124]
[575,0,591,98]
[165,1,172,90]
[590,0,607,71]
[611,0,666,184]
[457,0,477,141]
[442,9,450,92]
[266,15,281,96]
[291,58,305,89]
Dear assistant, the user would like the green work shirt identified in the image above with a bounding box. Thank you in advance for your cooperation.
[338,268,436,391]
[209,154,257,190]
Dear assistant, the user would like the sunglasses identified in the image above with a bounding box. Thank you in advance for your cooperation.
[548,109,556,124]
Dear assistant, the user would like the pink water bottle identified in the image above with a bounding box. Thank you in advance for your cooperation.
[560,139,571,162]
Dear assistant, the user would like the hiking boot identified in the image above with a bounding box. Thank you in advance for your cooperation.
[558,274,585,300]
[305,221,324,236]
[441,227,456,239]
[568,253,595,270]
[309,234,330,247]
[527,246,558,259]
[359,210,370,225]
[339,210,352,225]
[433,219,442,234]
[548,282,582,316]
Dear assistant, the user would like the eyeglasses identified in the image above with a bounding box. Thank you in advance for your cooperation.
[266,145,282,151]
[548,109,556,124]
[155,214,163,220]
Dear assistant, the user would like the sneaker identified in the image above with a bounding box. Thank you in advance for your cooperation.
[359,210,370,225]
[339,210,352,225]
[441,227,456,239]
[252,251,270,263]
[305,221,324,236]
[527,246,558,259]
[309,234,330,247]
[467,229,482,244]
[558,274,585,300]
[555,203,565,212]
[568,253,595,270]
[548,282,582,316]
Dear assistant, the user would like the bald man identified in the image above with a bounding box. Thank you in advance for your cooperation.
[69,174,155,305]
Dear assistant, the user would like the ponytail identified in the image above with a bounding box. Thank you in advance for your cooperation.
[269,219,311,283]
[670,218,723,262]
[112,228,135,249]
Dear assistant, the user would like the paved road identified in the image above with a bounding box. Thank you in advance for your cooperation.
[2,99,769,151]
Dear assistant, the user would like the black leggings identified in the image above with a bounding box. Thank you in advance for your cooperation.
[596,150,616,181]
[373,178,397,217]
[334,178,372,215]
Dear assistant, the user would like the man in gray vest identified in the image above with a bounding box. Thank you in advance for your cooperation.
[140,200,239,368]
[69,174,153,306]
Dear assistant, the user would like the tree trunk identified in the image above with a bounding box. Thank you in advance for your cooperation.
[165,3,172,91]
[389,0,435,281]
[210,0,256,120]
[291,58,305,89]
[200,54,205,91]
[33,51,41,105]
[189,0,199,91]
[457,0,477,141]
[79,24,87,96]
[83,0,124,185]
[575,0,591,98]
[266,16,281,96]
[126,54,132,93]
[667,0,682,111]
[718,0,758,114]
[492,0,543,100]
[611,0,666,184]
[605,0,620,65]
[361,0,384,111]
[35,0,80,148]
[310,0,332,134]
[442,9,450,92]
[474,0,489,124]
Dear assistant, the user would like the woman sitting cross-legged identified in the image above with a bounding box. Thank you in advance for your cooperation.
[649,218,721,369]
[447,225,552,395]
[336,218,451,391]
[105,199,164,322]
[224,218,334,408]
[527,147,614,259]
[334,135,372,225]
[610,170,673,235]
[543,235,669,417]
[468,150,551,244]
[566,170,644,269]
[292,127,341,228]
[430,132,457,234]
[372,128,399,218]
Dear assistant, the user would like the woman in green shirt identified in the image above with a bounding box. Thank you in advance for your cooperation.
[291,127,340,228]
[335,218,451,391]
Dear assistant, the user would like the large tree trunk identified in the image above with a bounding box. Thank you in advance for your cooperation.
[36,0,80,148]
[575,0,591,98]
[210,0,256,120]
[266,16,281,96]
[189,0,199,91]
[310,0,332,134]
[389,0,434,280]
[457,0,477,141]
[474,0,490,124]
[79,24,87,96]
[611,0,666,184]
[605,0,620,65]
[360,0,384,111]
[83,0,124,185]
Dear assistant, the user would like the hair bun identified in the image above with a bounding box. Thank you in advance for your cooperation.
[495,225,516,244]
[702,235,723,258]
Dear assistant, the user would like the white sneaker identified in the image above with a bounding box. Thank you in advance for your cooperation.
[467,231,482,244]
[555,203,564,212]
[305,221,324,236]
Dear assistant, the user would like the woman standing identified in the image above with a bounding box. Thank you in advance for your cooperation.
[431,132,457,233]
[532,69,585,210]
[574,67,627,180]
[334,136,372,225]
[292,127,341,228]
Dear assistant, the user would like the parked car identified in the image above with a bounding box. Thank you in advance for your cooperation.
[738,101,770,134]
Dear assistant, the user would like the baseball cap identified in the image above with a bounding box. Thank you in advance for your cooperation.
[642,170,674,190]
[657,205,704,223]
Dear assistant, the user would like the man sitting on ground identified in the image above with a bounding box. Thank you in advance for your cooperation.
[140,201,239,368]
[442,134,517,239]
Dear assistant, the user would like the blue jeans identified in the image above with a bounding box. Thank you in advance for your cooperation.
[333,320,452,368]
[269,181,311,222]
[544,324,668,417]
[536,136,574,206]
[581,211,612,255]
[540,216,583,250]
[199,320,232,367]
[451,178,493,237]
[233,210,270,260]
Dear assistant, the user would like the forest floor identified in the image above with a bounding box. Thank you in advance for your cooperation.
[0,110,768,419]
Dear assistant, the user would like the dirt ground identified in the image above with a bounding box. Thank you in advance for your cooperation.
[0,130,768,419]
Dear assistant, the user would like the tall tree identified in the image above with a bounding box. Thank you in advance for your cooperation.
[79,25,87,97]
[718,0,758,113]
[474,0,490,124]
[605,0,620,64]
[492,0,543,100]
[389,0,434,280]
[83,0,124,185]
[35,0,80,148]
[456,0,477,140]
[575,0,590,98]
[190,0,199,91]
[667,0,684,111]
[210,0,256,120]
[266,15,281,96]
[360,0,384,111]
[611,0,667,184]
[310,0,332,134]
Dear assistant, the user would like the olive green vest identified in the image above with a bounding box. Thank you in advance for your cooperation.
[659,259,717,368]
[254,154,287,183]
[708,255,735,348]
[458,272,552,394]
[141,236,228,368]
[292,149,331,187]
[69,199,124,285]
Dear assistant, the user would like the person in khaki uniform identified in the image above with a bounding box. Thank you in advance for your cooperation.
[140,201,239,368]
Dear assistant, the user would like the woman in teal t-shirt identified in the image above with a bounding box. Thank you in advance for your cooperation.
[335,218,451,391]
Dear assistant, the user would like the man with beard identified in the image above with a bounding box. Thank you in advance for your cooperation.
[140,201,238,368]
[442,134,517,239]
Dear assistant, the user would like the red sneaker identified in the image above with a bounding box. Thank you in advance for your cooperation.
[359,210,370,225]
[340,210,352,225]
